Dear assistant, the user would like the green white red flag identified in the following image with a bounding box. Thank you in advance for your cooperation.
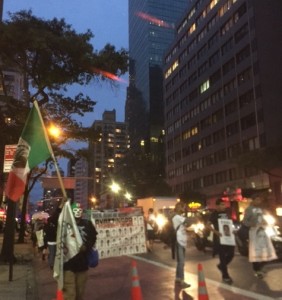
[5,101,52,202]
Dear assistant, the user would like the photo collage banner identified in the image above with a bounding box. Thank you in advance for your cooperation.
[89,207,147,259]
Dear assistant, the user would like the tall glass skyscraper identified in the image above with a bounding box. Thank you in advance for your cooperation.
[126,0,189,151]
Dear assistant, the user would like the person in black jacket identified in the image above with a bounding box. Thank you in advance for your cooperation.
[63,202,97,300]
[207,199,235,284]
[43,204,62,269]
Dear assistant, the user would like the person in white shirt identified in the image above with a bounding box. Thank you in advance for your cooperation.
[172,202,191,288]
[146,208,156,252]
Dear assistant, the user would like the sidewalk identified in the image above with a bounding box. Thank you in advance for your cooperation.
[0,237,38,300]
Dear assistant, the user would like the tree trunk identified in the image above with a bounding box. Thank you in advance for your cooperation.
[0,199,16,262]
[17,182,30,243]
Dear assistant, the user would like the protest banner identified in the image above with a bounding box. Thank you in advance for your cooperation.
[89,207,147,258]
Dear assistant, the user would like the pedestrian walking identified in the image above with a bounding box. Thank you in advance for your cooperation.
[43,201,63,269]
[207,198,235,284]
[62,202,98,300]
[32,218,47,259]
[172,202,191,288]
[146,208,156,252]
[242,194,277,278]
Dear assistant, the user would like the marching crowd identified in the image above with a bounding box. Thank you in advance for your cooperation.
[29,193,278,299]
[144,194,278,288]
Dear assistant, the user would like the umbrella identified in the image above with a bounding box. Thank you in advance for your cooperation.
[32,211,50,221]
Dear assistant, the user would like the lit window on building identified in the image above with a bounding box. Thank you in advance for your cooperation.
[188,23,196,35]
[172,60,179,71]
[5,117,13,125]
[150,137,158,143]
[200,80,210,93]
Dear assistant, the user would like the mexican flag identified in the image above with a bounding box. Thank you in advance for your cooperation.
[5,101,52,202]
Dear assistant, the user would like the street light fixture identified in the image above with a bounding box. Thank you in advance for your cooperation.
[109,182,132,208]
[109,181,121,208]
[110,181,121,194]
[91,196,97,209]
[124,191,132,201]
[48,124,61,138]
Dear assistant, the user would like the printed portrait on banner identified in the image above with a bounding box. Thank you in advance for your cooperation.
[218,219,235,246]
[249,226,277,262]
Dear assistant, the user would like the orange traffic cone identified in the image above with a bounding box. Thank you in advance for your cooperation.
[131,260,143,300]
[56,289,64,300]
[198,263,209,300]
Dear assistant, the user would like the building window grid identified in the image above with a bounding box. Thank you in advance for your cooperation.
[164,1,254,186]
[166,0,242,64]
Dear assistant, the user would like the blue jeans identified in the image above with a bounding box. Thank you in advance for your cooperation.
[175,242,186,280]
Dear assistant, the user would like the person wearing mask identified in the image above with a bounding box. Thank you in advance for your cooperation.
[172,202,191,288]
[207,198,235,284]
[63,202,97,300]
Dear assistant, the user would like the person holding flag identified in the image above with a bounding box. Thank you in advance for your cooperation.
[54,201,97,300]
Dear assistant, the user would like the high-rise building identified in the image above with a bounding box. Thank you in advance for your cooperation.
[126,0,189,151]
[73,158,89,208]
[88,110,129,201]
[164,0,282,204]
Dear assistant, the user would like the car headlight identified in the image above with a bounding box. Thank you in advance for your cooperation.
[192,222,205,233]
[155,214,167,230]
[263,214,275,226]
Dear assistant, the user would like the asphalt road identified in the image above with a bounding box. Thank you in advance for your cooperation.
[143,238,282,299]
[33,237,282,300]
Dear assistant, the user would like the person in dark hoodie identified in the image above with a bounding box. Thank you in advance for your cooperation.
[43,201,63,269]
[63,202,97,300]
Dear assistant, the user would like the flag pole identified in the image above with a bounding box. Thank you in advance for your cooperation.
[33,100,67,200]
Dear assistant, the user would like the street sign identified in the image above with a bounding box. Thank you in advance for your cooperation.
[3,144,17,173]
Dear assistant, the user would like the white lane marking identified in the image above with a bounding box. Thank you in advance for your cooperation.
[129,255,277,300]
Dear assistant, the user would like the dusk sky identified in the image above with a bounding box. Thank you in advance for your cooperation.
[3,0,129,124]
[3,0,129,201]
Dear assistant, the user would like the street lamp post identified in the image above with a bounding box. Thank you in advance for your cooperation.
[109,181,121,208]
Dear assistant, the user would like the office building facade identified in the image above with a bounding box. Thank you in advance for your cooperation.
[126,0,189,151]
[164,0,282,203]
[73,158,89,208]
